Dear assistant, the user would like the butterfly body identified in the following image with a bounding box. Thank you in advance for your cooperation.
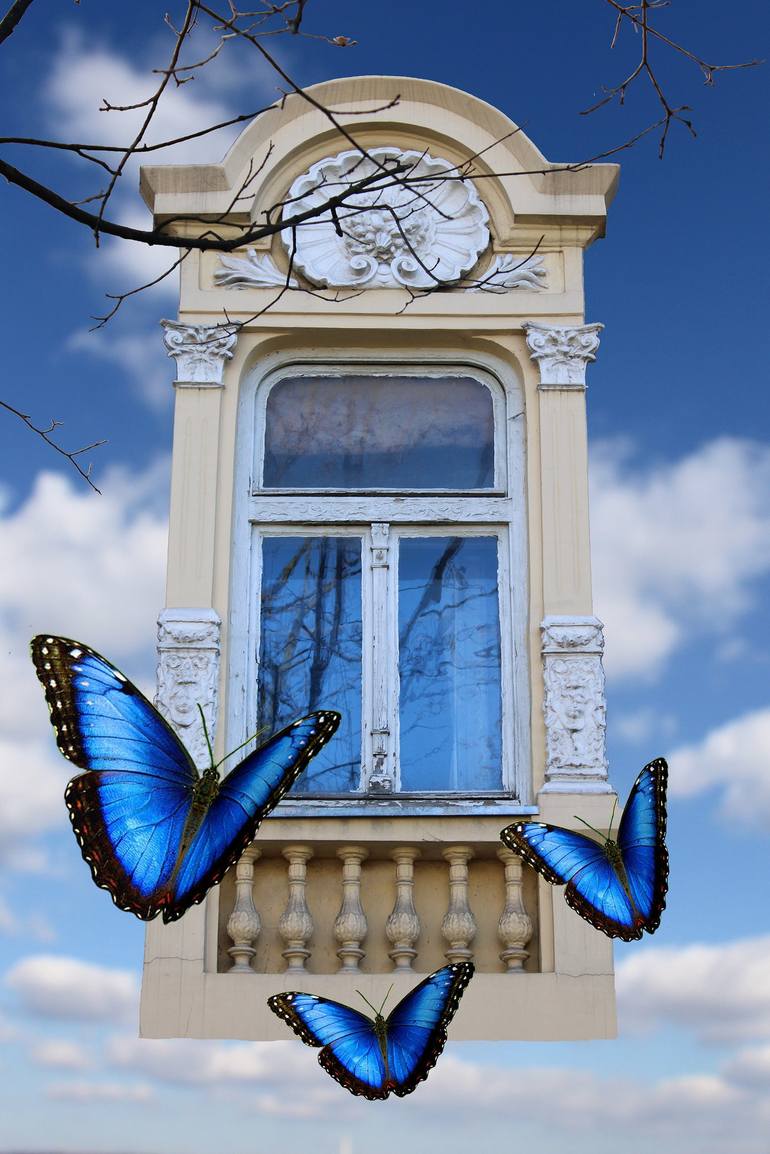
[500,759,668,941]
[32,635,340,922]
[268,962,474,1099]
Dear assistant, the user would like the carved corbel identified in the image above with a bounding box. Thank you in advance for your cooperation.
[540,615,610,793]
[155,608,221,770]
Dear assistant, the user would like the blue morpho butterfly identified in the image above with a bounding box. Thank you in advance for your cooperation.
[31,635,340,922]
[268,962,474,1099]
[500,759,669,941]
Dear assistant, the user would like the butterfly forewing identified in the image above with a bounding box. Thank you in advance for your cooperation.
[268,993,388,1099]
[385,962,474,1097]
[167,712,341,920]
[32,635,341,922]
[617,759,669,932]
[32,636,197,783]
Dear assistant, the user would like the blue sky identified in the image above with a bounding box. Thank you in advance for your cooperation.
[1,1,769,1151]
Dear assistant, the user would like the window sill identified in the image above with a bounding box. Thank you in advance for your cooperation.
[271,794,538,818]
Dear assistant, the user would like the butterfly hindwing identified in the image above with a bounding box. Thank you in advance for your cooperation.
[167,712,341,920]
[268,964,474,1100]
[32,635,341,921]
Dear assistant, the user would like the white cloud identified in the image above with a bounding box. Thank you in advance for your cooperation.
[42,31,271,295]
[590,438,770,680]
[0,894,56,940]
[5,955,138,1024]
[67,324,173,410]
[107,1035,339,1118]
[46,1079,154,1104]
[726,1044,770,1088]
[667,707,770,821]
[31,1039,92,1070]
[616,935,770,1043]
[614,707,678,744]
[0,462,167,866]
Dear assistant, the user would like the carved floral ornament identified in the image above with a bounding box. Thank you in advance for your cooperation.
[214,147,548,293]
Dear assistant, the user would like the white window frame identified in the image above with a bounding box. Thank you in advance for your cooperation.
[228,351,532,813]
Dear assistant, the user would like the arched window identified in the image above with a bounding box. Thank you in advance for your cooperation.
[235,362,526,805]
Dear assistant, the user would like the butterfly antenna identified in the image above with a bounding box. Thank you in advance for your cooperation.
[606,797,618,841]
[378,984,394,1016]
[214,724,270,771]
[197,704,216,771]
[573,814,606,841]
[355,990,381,1018]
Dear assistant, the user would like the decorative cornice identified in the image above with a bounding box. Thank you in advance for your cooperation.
[523,322,603,388]
[161,320,237,387]
[282,147,490,289]
[471,253,547,293]
[214,250,299,290]
[155,608,221,770]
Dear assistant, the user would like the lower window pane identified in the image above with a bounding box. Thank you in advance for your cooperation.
[398,536,503,791]
[258,536,362,792]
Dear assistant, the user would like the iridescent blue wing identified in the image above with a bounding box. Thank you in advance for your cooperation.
[617,758,669,934]
[31,635,196,919]
[267,993,388,1100]
[500,820,641,941]
[384,963,474,1097]
[167,712,341,922]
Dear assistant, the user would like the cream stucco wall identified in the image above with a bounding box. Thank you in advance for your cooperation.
[141,74,619,1041]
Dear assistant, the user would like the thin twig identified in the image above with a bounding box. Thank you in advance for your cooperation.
[0,400,105,492]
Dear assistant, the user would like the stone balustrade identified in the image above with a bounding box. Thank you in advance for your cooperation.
[218,836,536,976]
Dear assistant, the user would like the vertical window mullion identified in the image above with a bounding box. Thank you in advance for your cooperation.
[366,522,395,792]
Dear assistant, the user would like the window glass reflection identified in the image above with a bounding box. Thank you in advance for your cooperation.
[258,536,362,792]
[398,536,503,791]
[263,375,494,489]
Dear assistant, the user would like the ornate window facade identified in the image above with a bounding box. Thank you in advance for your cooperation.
[229,362,529,809]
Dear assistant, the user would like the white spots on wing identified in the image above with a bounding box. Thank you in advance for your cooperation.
[69,648,82,658]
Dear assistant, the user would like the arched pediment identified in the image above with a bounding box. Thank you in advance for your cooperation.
[141,74,618,259]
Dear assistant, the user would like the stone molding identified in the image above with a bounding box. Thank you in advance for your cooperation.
[540,615,609,793]
[214,250,299,290]
[161,320,237,386]
[281,147,490,289]
[155,608,221,770]
[523,322,603,388]
[472,253,547,293]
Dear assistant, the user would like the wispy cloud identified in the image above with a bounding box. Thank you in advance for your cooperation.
[616,934,770,1043]
[668,707,770,822]
[6,955,139,1024]
[591,438,770,681]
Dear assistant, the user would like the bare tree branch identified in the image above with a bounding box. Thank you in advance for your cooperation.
[0,400,106,492]
[0,0,34,47]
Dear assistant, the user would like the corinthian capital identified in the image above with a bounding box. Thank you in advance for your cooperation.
[523,321,603,388]
[161,319,237,387]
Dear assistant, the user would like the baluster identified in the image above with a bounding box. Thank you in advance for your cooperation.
[334,846,368,973]
[441,845,476,963]
[496,847,534,972]
[385,847,420,971]
[226,845,261,972]
[278,845,314,973]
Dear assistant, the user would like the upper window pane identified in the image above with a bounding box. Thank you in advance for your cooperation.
[263,374,494,489]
